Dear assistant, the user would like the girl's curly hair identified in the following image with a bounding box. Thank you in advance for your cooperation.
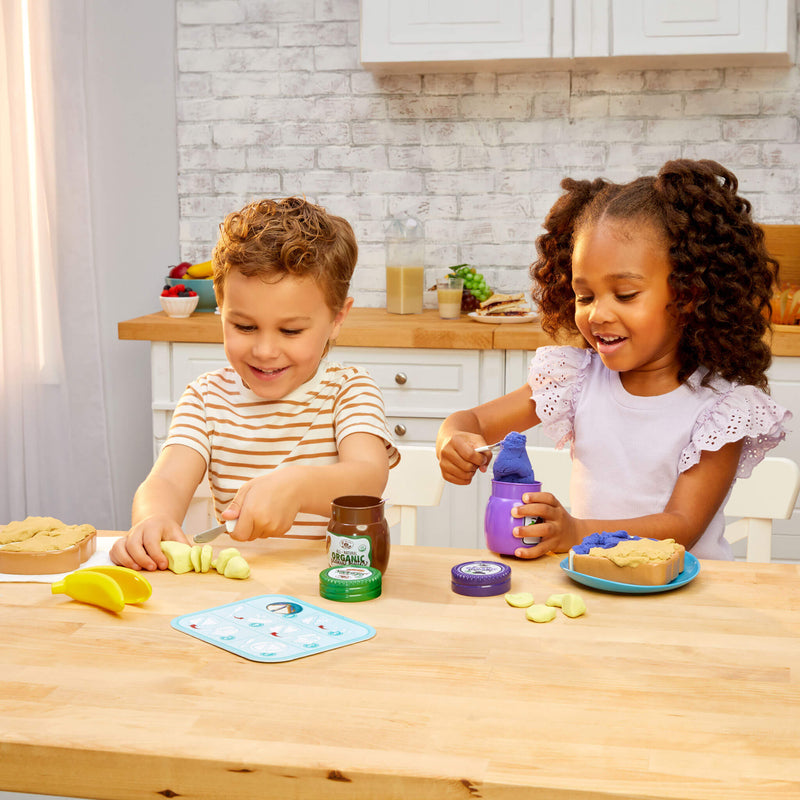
[212,196,357,313]
[531,159,778,390]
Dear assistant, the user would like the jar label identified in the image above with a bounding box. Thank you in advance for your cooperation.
[327,533,373,568]
[521,516,542,546]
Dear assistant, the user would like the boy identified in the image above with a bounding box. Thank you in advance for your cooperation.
[112,197,397,570]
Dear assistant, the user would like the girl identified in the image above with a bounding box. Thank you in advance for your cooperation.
[112,197,398,571]
[437,159,790,560]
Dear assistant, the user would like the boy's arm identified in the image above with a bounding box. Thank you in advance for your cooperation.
[223,433,390,540]
[111,444,207,570]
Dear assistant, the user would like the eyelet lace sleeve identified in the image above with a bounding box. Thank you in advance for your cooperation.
[680,384,792,479]
[528,346,592,449]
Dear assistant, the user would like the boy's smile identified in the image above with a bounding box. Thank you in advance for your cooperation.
[220,270,351,400]
[571,219,681,395]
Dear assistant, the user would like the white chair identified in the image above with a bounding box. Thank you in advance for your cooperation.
[527,446,800,563]
[383,445,446,545]
[723,457,800,562]
[526,445,572,508]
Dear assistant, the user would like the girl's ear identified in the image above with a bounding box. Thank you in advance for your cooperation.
[330,296,354,340]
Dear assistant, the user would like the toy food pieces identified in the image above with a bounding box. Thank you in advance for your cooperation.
[569,531,685,586]
[160,541,250,579]
[52,566,152,613]
[492,432,535,484]
[0,516,97,575]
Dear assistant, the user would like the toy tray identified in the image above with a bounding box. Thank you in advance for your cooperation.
[171,594,376,662]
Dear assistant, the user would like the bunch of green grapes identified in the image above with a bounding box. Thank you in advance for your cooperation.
[448,264,492,311]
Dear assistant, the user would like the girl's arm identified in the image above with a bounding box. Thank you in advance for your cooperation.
[436,384,541,485]
[222,432,390,541]
[111,444,207,570]
[513,439,743,558]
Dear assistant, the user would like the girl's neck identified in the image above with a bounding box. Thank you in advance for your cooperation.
[618,361,682,396]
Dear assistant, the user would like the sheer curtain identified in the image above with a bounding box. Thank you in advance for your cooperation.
[0,0,113,527]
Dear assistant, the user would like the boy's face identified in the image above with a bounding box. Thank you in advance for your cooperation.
[219,269,352,400]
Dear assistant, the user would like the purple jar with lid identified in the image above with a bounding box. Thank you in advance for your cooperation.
[485,479,542,557]
[451,560,511,597]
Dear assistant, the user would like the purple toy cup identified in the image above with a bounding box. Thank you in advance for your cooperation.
[485,479,542,557]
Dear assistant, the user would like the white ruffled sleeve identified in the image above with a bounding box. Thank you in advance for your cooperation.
[528,346,592,449]
[680,384,792,479]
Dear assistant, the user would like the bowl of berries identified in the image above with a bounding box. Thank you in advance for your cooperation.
[160,284,199,318]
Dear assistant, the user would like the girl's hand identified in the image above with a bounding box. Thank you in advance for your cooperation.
[222,469,304,541]
[509,491,581,559]
[437,431,491,485]
[110,516,189,571]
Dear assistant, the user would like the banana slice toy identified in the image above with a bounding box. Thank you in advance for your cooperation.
[51,566,152,613]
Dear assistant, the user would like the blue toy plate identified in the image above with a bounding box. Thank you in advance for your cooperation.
[171,594,376,662]
[559,552,700,594]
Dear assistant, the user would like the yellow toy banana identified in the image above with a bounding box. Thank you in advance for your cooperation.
[186,259,213,278]
[51,566,152,612]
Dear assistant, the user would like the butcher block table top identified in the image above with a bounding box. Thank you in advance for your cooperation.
[2,535,799,800]
[118,307,800,356]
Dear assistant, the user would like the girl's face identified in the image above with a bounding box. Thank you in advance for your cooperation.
[571,219,681,395]
[220,269,352,400]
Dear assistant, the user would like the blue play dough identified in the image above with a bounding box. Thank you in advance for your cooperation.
[492,432,535,484]
[572,530,641,554]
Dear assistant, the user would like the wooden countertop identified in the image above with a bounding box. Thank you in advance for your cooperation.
[2,536,799,800]
[118,308,800,355]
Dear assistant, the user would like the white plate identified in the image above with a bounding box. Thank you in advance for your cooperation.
[468,311,538,325]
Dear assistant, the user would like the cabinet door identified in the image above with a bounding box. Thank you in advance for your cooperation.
[360,0,552,66]
[612,0,796,61]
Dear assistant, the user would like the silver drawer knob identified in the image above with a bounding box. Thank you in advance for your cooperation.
[394,372,407,385]
[394,424,407,437]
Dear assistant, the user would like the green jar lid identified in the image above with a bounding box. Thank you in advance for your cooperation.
[319,566,382,602]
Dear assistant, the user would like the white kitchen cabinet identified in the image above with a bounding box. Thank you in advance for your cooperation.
[360,0,796,68]
[610,0,796,63]
[508,349,800,563]
[148,341,504,549]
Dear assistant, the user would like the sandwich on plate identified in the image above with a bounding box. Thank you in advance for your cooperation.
[475,292,532,317]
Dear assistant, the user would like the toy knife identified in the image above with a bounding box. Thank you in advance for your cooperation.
[475,442,503,454]
[193,519,236,543]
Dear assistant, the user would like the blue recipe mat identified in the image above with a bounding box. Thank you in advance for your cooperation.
[171,594,376,662]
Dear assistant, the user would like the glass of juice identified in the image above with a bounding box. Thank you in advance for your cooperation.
[437,276,464,319]
[385,214,424,314]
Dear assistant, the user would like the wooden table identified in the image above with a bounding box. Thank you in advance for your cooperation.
[2,536,799,800]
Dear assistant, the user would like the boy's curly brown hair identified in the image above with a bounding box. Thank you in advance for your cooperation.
[531,159,778,390]
[212,197,358,314]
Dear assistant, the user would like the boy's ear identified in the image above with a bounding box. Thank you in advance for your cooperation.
[330,296,354,339]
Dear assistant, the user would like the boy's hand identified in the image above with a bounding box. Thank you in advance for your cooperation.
[110,516,189,571]
[509,491,579,559]
[437,431,492,485]
[222,469,304,541]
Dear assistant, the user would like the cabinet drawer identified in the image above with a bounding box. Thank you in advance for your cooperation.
[170,343,228,402]
[335,346,481,413]
[387,415,444,445]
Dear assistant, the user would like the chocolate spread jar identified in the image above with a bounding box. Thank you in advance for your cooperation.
[325,495,390,574]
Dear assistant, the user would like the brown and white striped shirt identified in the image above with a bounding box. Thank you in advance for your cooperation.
[165,361,398,537]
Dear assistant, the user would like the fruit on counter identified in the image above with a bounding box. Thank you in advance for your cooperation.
[52,570,126,613]
[447,264,492,311]
[168,262,192,279]
[161,284,198,298]
[160,541,194,573]
[186,259,213,278]
[771,284,800,324]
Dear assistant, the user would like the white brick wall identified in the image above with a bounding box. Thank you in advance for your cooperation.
[176,0,800,306]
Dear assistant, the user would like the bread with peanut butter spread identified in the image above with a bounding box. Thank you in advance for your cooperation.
[0,516,97,574]
[569,531,685,586]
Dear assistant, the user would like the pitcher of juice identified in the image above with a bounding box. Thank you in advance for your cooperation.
[385,213,424,314]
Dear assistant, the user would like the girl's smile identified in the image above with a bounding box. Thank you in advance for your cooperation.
[571,219,682,396]
[220,270,351,400]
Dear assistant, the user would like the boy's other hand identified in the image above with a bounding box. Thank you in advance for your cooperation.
[438,432,492,485]
[110,516,189,571]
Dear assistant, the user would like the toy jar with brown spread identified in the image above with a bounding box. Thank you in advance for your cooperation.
[325,495,390,574]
